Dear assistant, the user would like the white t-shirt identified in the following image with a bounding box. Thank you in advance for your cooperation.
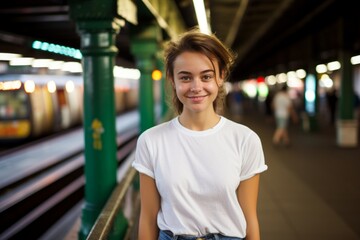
[132,116,268,238]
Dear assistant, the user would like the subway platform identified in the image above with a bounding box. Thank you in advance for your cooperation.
[237,108,360,240]
[64,108,360,240]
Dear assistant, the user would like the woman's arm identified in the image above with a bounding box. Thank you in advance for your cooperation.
[237,174,261,240]
[138,173,161,240]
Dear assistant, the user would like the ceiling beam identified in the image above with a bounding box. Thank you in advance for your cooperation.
[235,0,293,62]
[224,0,248,47]
[140,0,187,39]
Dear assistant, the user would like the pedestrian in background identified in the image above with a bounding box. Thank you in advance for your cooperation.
[132,28,268,240]
[272,84,294,146]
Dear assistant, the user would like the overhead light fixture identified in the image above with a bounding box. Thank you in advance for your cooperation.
[10,57,34,66]
[0,53,22,61]
[32,59,53,68]
[192,0,211,34]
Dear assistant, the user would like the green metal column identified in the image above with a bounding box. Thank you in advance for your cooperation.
[130,25,160,133]
[68,1,125,238]
[338,50,354,120]
[336,17,358,147]
[78,20,120,240]
[156,54,169,120]
[337,49,358,147]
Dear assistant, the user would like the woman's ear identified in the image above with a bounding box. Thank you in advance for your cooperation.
[170,78,175,88]
[218,70,225,86]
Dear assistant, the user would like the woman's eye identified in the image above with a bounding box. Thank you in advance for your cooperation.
[202,75,214,81]
[180,76,191,81]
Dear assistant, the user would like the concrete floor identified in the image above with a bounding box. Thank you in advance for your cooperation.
[238,109,360,240]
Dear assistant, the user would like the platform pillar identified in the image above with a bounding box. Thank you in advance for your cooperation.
[156,52,170,120]
[77,20,121,240]
[130,24,161,133]
[337,49,358,147]
[336,16,358,147]
[68,1,127,238]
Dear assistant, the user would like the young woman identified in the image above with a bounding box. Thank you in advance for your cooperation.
[132,29,268,240]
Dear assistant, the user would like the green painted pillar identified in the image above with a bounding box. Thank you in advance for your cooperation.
[69,1,126,238]
[338,50,354,120]
[337,49,358,147]
[336,17,358,147]
[156,54,169,120]
[131,25,160,133]
[76,20,120,240]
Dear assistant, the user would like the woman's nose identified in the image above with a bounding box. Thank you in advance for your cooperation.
[190,79,202,92]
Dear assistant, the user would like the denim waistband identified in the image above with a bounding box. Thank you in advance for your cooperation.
[160,230,244,240]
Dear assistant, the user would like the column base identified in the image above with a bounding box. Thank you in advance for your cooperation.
[336,119,358,147]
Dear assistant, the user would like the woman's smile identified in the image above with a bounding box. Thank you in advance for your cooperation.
[187,94,207,103]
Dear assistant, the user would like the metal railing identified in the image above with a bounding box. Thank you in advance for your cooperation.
[86,151,140,240]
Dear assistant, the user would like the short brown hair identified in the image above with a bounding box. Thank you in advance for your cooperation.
[164,28,236,114]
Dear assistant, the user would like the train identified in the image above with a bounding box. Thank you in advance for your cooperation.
[0,73,139,144]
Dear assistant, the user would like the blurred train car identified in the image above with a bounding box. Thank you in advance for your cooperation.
[0,73,139,143]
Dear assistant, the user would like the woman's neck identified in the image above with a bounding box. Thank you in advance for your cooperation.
[178,111,220,131]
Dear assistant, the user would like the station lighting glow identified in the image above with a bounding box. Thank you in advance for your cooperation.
[62,62,83,73]
[0,53,22,61]
[350,55,360,65]
[152,69,162,81]
[276,73,287,83]
[304,74,316,115]
[65,81,75,93]
[32,59,53,68]
[242,80,257,98]
[10,57,34,66]
[327,61,341,71]
[319,74,333,88]
[32,40,82,60]
[265,75,277,85]
[286,71,302,88]
[295,69,306,79]
[315,64,327,74]
[47,80,57,93]
[0,80,22,90]
[48,61,65,70]
[257,82,268,101]
[192,0,211,34]
[24,80,35,93]
[114,66,141,80]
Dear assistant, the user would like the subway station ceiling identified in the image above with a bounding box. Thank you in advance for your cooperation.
[0,0,359,80]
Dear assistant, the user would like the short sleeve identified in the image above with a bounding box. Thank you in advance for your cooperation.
[240,131,268,181]
[132,133,155,179]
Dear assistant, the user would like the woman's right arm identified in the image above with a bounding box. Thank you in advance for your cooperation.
[138,173,161,240]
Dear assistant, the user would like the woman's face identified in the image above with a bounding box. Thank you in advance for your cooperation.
[172,51,223,115]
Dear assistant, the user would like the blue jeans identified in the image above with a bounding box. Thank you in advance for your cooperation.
[158,230,245,240]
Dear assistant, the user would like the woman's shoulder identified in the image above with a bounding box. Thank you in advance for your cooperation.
[222,116,257,135]
[140,117,176,138]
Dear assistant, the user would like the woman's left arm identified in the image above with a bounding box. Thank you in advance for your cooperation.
[237,174,261,240]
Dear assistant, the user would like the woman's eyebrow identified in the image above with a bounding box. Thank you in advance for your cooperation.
[177,71,192,75]
[177,69,214,75]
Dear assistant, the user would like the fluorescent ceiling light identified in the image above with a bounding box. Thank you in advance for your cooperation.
[0,53,22,61]
[10,57,34,66]
[192,0,210,34]
[351,55,360,65]
[32,59,53,68]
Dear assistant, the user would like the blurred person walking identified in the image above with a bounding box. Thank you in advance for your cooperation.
[132,29,268,240]
[272,84,294,146]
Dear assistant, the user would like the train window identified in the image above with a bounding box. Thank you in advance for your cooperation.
[0,90,30,120]
[57,89,67,106]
